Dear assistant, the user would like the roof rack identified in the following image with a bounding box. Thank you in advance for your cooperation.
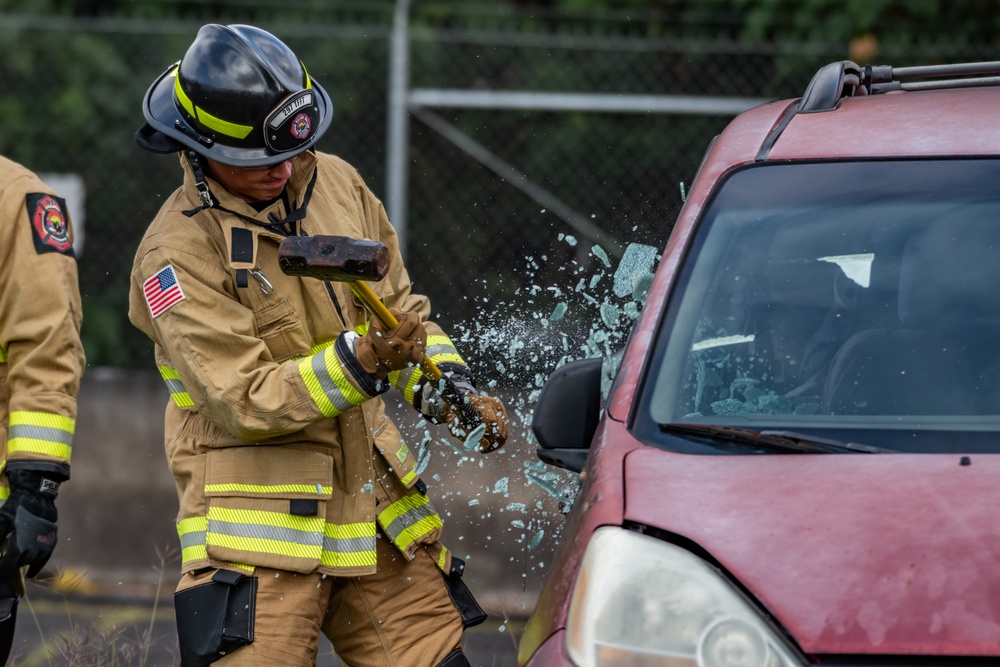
[799,60,1000,113]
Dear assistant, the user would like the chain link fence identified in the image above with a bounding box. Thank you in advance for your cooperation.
[5,2,1000,639]
[1,2,996,376]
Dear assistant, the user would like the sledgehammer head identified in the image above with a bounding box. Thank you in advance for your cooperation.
[278,235,390,282]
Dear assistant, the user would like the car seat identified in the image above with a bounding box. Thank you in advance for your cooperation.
[822,221,1000,416]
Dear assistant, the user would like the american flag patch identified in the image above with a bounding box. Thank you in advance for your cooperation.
[143,265,186,318]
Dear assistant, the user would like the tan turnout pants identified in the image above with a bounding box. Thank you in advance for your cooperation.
[194,534,464,666]
[176,451,466,666]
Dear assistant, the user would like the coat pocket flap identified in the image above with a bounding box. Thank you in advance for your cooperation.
[205,447,333,500]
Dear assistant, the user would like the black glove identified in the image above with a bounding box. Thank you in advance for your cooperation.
[413,365,477,424]
[413,367,510,453]
[0,466,66,579]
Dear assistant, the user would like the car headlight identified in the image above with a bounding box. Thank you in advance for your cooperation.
[566,527,805,667]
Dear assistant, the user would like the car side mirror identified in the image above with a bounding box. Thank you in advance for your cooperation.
[531,357,603,473]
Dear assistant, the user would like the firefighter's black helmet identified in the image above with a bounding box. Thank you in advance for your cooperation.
[135,24,332,167]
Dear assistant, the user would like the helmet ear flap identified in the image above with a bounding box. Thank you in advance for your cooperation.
[134,123,184,155]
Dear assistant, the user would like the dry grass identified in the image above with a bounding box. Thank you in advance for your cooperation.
[9,546,178,667]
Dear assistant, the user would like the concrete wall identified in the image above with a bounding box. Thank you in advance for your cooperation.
[58,368,571,614]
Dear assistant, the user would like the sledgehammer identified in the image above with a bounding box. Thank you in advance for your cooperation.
[277,235,482,428]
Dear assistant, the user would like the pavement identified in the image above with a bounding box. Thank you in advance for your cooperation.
[7,584,527,666]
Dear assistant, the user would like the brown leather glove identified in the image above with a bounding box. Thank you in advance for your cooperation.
[354,307,426,378]
[443,393,510,454]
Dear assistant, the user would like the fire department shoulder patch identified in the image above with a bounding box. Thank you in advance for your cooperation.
[25,193,74,257]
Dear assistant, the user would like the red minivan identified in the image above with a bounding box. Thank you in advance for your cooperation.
[519,61,1000,666]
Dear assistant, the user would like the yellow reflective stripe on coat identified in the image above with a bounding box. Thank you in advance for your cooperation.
[0,347,7,363]
[206,506,325,560]
[204,483,333,496]
[298,346,366,417]
[388,366,422,404]
[283,339,336,364]
[7,411,74,461]
[177,515,208,564]
[172,67,254,140]
[179,513,377,569]
[426,334,464,364]
[389,334,466,403]
[389,438,418,486]
[158,365,194,408]
[378,493,444,554]
[438,546,449,571]
[321,522,377,568]
[226,562,256,573]
[177,516,254,572]
[310,339,337,355]
[399,468,417,487]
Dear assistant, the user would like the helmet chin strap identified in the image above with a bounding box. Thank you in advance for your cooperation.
[181,150,318,235]
[185,151,217,211]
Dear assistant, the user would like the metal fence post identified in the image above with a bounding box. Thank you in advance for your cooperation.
[386,0,411,258]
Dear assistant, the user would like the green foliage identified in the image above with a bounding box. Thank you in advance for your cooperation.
[1,1,998,365]
[724,0,1000,45]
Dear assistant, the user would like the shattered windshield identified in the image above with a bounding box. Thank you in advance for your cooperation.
[638,159,1000,453]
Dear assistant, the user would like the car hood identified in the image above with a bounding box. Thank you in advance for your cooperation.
[623,447,1000,656]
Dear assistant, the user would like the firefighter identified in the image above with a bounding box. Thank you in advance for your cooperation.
[128,24,508,667]
[0,155,85,663]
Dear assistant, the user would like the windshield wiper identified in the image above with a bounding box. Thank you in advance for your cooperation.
[657,423,893,454]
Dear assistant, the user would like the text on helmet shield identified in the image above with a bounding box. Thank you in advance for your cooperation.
[264,90,319,153]
[268,91,314,130]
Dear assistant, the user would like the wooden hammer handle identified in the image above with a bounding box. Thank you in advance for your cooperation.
[348,281,442,380]
[348,281,482,430]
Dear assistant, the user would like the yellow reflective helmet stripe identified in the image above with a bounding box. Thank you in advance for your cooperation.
[321,521,377,568]
[172,67,254,140]
[7,411,74,461]
[298,346,366,417]
[158,365,194,408]
[204,483,333,496]
[378,493,443,554]
[301,61,313,90]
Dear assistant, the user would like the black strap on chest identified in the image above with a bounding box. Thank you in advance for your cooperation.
[231,227,254,288]
[181,152,319,236]
[180,153,347,325]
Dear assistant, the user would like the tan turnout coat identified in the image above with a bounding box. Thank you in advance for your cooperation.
[0,156,84,493]
[129,151,457,577]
